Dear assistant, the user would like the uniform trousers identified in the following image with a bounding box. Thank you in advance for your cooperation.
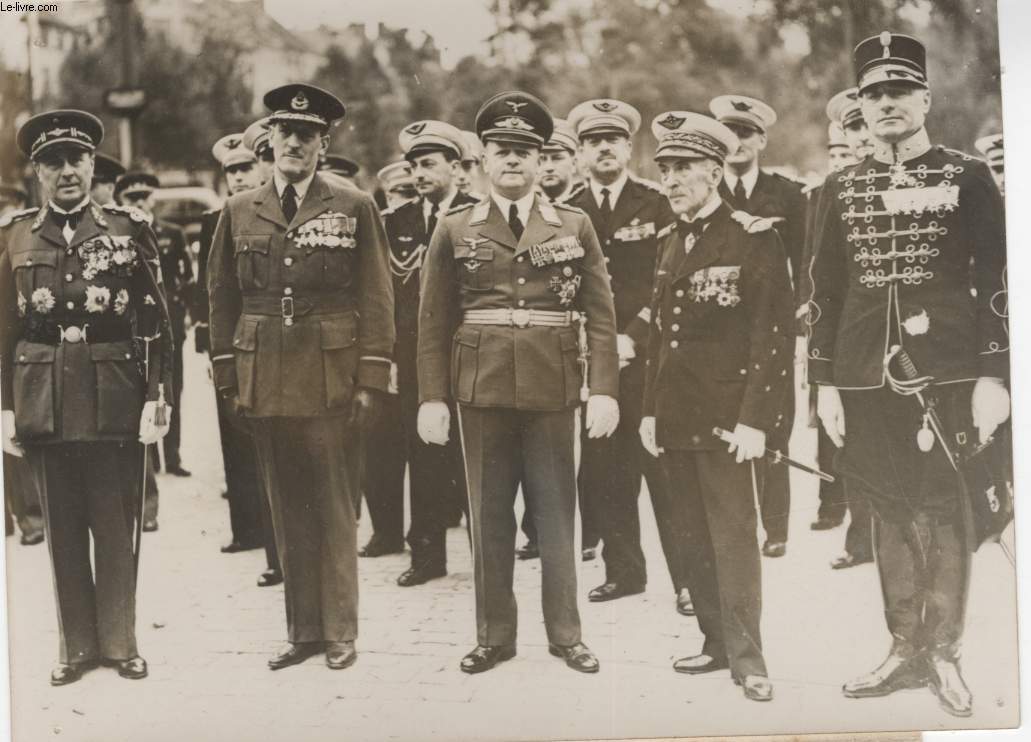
[662,449,767,680]
[360,393,405,547]
[216,395,266,551]
[458,405,581,647]
[162,309,186,469]
[4,451,43,537]
[27,442,142,664]
[252,416,358,644]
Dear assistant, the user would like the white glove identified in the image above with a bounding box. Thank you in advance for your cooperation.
[585,394,619,439]
[817,384,846,448]
[417,401,451,446]
[387,362,399,395]
[138,400,171,445]
[726,422,766,464]
[639,415,660,457]
[616,333,636,370]
[972,377,1010,444]
[2,409,24,458]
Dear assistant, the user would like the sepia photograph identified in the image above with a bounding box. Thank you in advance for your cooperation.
[0,0,1023,740]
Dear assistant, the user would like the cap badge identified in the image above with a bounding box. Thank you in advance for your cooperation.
[731,100,753,112]
[657,113,686,130]
[291,92,309,111]
[405,122,427,135]
[592,101,617,113]
[495,116,534,131]
[506,100,527,113]
[880,31,892,58]
[226,137,241,150]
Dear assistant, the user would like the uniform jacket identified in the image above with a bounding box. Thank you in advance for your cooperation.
[807,141,1008,389]
[643,202,794,451]
[154,219,193,338]
[565,177,676,349]
[207,174,395,418]
[418,194,618,411]
[191,208,220,352]
[0,202,173,444]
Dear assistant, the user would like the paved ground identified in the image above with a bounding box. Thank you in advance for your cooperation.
[3,339,1021,742]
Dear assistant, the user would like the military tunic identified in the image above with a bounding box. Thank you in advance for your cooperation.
[0,201,172,664]
[643,201,794,680]
[418,194,617,647]
[208,174,394,644]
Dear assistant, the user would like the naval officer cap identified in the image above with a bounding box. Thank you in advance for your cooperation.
[709,95,777,135]
[567,99,641,140]
[263,83,345,129]
[651,111,739,163]
[542,118,578,154]
[975,134,1004,169]
[242,118,271,158]
[475,91,554,148]
[459,130,484,164]
[398,120,465,161]
[17,109,104,160]
[854,32,928,93]
[377,160,414,190]
[212,133,258,169]
[115,171,160,200]
[825,88,864,128]
[827,122,849,150]
[92,152,126,185]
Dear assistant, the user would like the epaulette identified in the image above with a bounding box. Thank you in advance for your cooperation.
[102,202,149,224]
[560,182,587,203]
[656,222,676,239]
[203,207,220,216]
[937,144,976,162]
[0,207,39,229]
[731,210,784,234]
[630,175,664,193]
[768,170,807,188]
[552,201,585,215]
[446,201,476,216]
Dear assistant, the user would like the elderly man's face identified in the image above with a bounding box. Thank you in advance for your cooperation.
[270,121,328,182]
[657,156,722,217]
[34,146,93,209]
[860,82,930,144]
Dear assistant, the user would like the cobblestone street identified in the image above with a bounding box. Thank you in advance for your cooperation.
[4,339,1020,741]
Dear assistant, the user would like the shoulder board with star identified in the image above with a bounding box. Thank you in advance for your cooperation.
[936,144,976,162]
[0,207,39,229]
[446,201,476,216]
[560,182,587,204]
[629,175,664,194]
[102,202,149,224]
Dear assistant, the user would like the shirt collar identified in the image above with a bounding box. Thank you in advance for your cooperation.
[681,190,723,225]
[589,171,628,208]
[274,170,316,203]
[491,189,535,226]
[423,188,458,220]
[724,165,759,199]
[49,196,91,215]
[873,127,932,165]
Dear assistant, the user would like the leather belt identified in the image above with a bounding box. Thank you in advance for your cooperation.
[242,294,356,324]
[24,321,132,345]
[462,309,579,328]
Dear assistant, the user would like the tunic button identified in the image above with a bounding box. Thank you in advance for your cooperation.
[765,385,771,391]
[673,306,682,315]
[563,266,573,277]
[283,287,293,296]
[675,289,684,298]
[773,325,779,333]
[18,355,25,362]
[670,340,679,349]
[771,348,777,355]
[402,250,408,257]
[284,318,294,327]
[65,273,74,282]
[604,256,610,263]
[671,324,680,332]
[517,256,524,263]
[25,258,32,266]
[517,299,526,307]
[66,301,75,310]
[517,277,526,285]
[740,368,746,375]
[125,353,132,360]
[284,257,293,266]
[691,435,701,445]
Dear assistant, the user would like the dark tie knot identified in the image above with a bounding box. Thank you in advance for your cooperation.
[281,184,298,222]
[507,203,524,240]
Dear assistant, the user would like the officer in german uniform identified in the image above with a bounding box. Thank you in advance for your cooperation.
[116,172,194,478]
[710,94,803,558]
[565,98,684,611]
[639,111,794,703]
[0,110,173,685]
[418,91,619,674]
[975,133,1004,195]
[89,153,125,207]
[808,33,1010,717]
[208,84,395,671]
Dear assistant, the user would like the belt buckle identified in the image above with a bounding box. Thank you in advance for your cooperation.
[281,296,295,320]
[511,308,530,328]
[59,325,85,344]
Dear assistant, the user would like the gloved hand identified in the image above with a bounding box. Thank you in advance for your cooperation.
[418,401,451,445]
[585,394,619,439]
[616,334,636,370]
[972,376,1010,444]
[347,388,382,433]
[639,415,660,457]
[817,384,846,448]
[725,423,765,464]
[138,401,172,445]
[387,362,399,395]
[2,410,24,458]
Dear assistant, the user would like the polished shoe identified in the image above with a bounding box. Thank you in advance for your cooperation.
[460,644,516,674]
[50,661,94,686]
[166,465,192,477]
[927,655,973,717]
[810,516,843,531]
[142,520,158,532]
[113,656,148,680]
[515,540,539,560]
[675,588,695,617]
[397,561,447,587]
[548,642,599,674]
[358,536,405,558]
[673,653,729,675]
[257,568,283,587]
[325,641,358,670]
[842,648,926,698]
[20,530,44,546]
[221,540,261,554]
[741,674,774,702]
[830,551,874,570]
[588,581,645,602]
[581,547,596,562]
[761,541,786,558]
[268,642,323,670]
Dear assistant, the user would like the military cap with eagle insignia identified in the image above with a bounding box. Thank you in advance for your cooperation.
[398,120,465,160]
[650,111,739,162]
[475,91,554,148]
[709,95,777,135]
[825,87,864,128]
[114,171,160,201]
[975,133,1004,169]
[212,132,258,169]
[542,118,578,154]
[567,98,641,140]
[242,118,272,159]
[854,32,928,93]
[92,152,126,185]
[263,83,346,129]
[17,109,104,160]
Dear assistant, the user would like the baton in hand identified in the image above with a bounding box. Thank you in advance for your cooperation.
[712,427,835,483]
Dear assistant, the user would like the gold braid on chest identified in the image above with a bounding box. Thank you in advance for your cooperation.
[389,243,425,283]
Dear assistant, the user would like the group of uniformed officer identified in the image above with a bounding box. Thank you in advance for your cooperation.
[0,28,1009,716]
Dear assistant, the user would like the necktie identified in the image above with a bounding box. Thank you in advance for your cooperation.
[281,183,298,223]
[599,186,613,228]
[732,178,747,208]
[508,203,524,240]
[427,201,439,237]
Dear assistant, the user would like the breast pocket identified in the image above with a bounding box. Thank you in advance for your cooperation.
[11,249,58,299]
[318,247,356,290]
[320,315,359,410]
[90,341,144,434]
[233,236,271,291]
[454,245,494,292]
[12,341,57,439]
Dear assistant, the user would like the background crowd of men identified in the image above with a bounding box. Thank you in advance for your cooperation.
[0,27,1011,720]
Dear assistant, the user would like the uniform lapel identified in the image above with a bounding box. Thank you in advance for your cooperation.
[35,205,66,248]
[475,197,517,251]
[514,195,558,255]
[67,205,103,248]
[672,204,730,283]
[289,174,332,230]
[610,179,646,230]
[717,179,737,209]
[254,180,288,230]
